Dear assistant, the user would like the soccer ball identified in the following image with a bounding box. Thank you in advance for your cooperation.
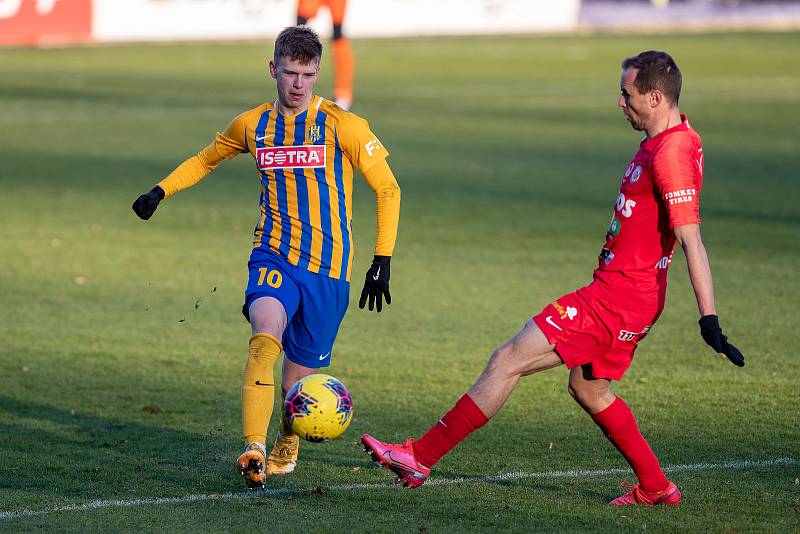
[283,374,353,442]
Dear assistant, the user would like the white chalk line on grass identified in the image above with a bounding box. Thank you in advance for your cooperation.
[1,457,796,521]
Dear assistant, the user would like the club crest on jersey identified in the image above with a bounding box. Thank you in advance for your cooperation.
[308,125,322,144]
[257,145,326,170]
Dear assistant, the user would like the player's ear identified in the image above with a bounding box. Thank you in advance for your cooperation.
[268,60,278,80]
[649,90,663,108]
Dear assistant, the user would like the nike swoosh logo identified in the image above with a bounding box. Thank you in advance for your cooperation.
[545,315,563,332]
[255,134,274,142]
[385,451,416,471]
[255,381,273,386]
[319,353,330,360]
[384,451,426,478]
[372,266,381,281]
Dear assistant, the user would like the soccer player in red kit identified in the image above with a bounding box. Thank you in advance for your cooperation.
[362,51,744,505]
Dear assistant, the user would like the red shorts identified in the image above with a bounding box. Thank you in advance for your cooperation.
[532,282,659,380]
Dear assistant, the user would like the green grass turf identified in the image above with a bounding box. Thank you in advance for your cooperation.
[1,31,799,531]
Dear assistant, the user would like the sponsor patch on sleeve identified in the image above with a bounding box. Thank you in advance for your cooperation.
[663,188,697,205]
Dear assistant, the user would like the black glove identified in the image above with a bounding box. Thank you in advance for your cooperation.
[699,315,744,367]
[359,255,391,312]
[132,186,165,220]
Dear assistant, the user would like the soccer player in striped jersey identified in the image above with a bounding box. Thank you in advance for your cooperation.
[132,26,400,488]
[362,51,744,505]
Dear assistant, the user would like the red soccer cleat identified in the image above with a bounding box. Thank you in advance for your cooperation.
[609,481,682,506]
[361,434,431,488]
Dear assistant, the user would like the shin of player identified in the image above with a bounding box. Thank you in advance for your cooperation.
[362,51,743,505]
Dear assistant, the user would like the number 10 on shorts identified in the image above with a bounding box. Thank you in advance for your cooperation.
[257,268,283,288]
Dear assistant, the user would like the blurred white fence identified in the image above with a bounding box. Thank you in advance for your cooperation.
[2,0,798,47]
[0,0,580,45]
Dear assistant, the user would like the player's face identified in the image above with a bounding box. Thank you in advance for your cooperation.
[270,56,320,113]
[618,68,651,132]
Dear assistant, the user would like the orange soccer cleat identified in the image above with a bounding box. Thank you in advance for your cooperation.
[609,481,682,506]
[361,434,430,488]
[236,441,267,488]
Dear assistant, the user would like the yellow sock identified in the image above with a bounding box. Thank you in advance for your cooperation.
[242,333,281,445]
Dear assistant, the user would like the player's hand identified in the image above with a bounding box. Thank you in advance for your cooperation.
[699,315,744,367]
[132,186,165,220]
[359,255,391,313]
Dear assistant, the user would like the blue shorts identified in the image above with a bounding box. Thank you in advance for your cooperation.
[242,248,349,369]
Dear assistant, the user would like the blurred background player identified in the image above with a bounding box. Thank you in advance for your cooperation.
[297,0,355,110]
[362,50,743,506]
[132,26,400,488]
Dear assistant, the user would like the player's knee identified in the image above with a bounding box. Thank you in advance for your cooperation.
[248,299,287,339]
[567,375,594,407]
[281,377,296,397]
[282,361,316,395]
[297,16,309,25]
[332,24,343,40]
[484,344,517,379]
[282,372,312,397]
[567,381,579,401]
[570,382,611,413]
[251,322,282,340]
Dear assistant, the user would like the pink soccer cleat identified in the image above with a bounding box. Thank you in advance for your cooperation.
[361,434,430,488]
[610,481,682,506]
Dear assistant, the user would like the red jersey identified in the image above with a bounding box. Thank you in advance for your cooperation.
[593,115,703,312]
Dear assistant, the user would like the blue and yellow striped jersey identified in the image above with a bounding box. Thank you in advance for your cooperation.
[157,95,399,282]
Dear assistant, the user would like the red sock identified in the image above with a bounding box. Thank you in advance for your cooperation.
[412,394,488,468]
[591,396,669,493]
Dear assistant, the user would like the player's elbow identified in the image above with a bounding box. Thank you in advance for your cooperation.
[376,182,401,199]
[197,150,221,172]
[673,223,701,249]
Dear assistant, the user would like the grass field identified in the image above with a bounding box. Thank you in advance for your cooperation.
[1,31,799,532]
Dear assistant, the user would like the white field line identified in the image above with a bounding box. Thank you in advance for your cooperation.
[1,457,796,521]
